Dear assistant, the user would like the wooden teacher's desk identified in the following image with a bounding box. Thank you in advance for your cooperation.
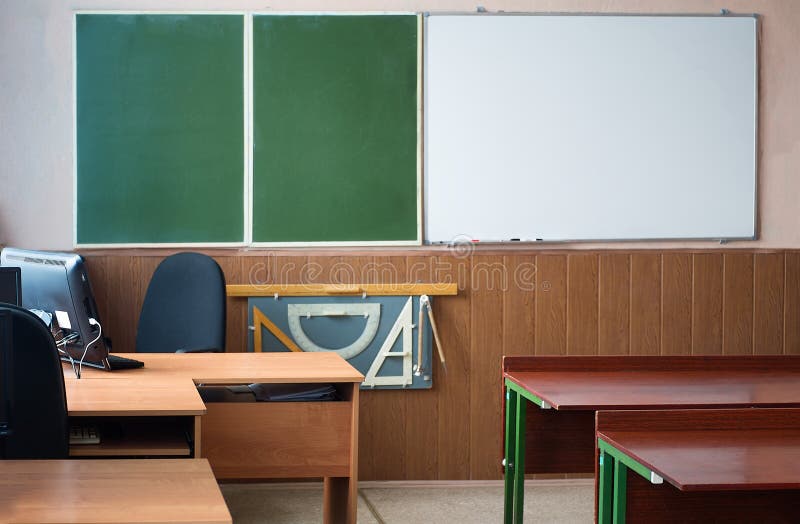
[64,352,364,524]
[596,408,800,523]
[502,355,800,524]
[0,458,231,524]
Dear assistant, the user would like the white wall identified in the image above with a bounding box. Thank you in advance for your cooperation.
[2,0,799,250]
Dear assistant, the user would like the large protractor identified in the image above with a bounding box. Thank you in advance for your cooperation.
[287,303,381,359]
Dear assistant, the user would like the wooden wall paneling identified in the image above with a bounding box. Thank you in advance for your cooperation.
[535,255,567,355]
[305,255,341,284]
[692,253,724,355]
[81,248,800,482]
[661,253,692,355]
[359,256,407,481]
[85,255,110,338]
[566,254,598,355]
[469,254,504,479]
[630,254,661,355]
[785,253,800,354]
[722,253,754,355]
[754,253,784,355]
[404,255,439,480]
[105,256,144,353]
[214,256,244,352]
[598,254,630,355]
[503,255,536,357]
[137,256,160,301]
[437,254,471,479]
[321,254,395,482]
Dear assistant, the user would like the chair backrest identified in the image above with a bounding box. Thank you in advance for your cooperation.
[136,253,226,353]
[0,304,69,459]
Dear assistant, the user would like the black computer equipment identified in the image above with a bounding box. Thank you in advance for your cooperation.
[0,309,13,449]
[0,267,22,306]
[0,248,142,372]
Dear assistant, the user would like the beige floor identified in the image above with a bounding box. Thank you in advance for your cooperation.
[220,479,593,523]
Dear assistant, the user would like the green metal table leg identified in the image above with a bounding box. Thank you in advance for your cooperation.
[598,450,614,524]
[503,386,518,524]
[513,394,527,523]
[613,460,627,524]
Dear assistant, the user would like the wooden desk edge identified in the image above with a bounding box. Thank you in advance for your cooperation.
[503,354,800,373]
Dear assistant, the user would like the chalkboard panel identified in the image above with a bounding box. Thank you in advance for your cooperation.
[76,14,244,244]
[251,15,420,243]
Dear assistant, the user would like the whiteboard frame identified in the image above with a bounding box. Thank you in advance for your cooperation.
[72,10,423,248]
[422,12,759,244]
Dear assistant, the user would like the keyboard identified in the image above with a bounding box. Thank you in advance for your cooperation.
[106,354,145,370]
[69,425,100,445]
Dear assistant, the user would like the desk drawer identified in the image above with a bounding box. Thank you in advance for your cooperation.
[201,402,352,479]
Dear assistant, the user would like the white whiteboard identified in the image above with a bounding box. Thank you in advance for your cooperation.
[424,15,758,242]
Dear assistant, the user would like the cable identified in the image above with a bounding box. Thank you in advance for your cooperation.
[56,333,81,378]
[76,318,102,379]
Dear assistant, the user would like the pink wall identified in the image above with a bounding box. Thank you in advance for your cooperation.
[1,0,798,250]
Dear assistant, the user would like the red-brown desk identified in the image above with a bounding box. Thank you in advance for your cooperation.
[502,355,800,524]
[596,408,800,523]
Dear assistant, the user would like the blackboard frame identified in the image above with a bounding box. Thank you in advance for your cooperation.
[73,11,422,248]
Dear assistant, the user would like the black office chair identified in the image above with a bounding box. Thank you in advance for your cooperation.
[136,252,226,354]
[0,304,69,459]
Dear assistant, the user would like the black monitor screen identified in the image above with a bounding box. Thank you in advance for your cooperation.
[0,268,21,307]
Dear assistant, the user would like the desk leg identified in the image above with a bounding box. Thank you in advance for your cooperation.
[324,477,355,524]
[598,449,614,524]
[612,461,627,524]
[513,395,527,523]
[503,386,518,524]
[323,383,359,524]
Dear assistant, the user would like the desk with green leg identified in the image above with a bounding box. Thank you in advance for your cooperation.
[501,355,800,524]
[596,408,800,523]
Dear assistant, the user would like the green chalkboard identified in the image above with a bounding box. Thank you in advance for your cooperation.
[76,14,244,244]
[252,15,419,243]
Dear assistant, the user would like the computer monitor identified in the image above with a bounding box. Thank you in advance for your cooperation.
[0,248,109,369]
[0,267,22,306]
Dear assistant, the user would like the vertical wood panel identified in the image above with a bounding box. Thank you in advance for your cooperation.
[598,254,630,355]
[630,254,661,355]
[469,254,504,479]
[503,255,536,356]
[84,255,110,336]
[692,254,724,355]
[662,253,692,355]
[103,257,142,353]
[566,254,598,355]
[784,253,800,355]
[437,254,471,479]
[359,256,407,480]
[754,253,784,355]
[405,255,438,480]
[722,254,753,355]
[535,255,567,355]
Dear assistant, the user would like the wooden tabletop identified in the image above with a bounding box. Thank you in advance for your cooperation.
[67,352,365,384]
[597,409,800,491]
[66,376,205,417]
[64,352,363,416]
[0,459,231,523]
[505,370,800,410]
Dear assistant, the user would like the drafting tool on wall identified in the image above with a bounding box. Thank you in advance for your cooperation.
[235,283,457,390]
[419,295,446,373]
